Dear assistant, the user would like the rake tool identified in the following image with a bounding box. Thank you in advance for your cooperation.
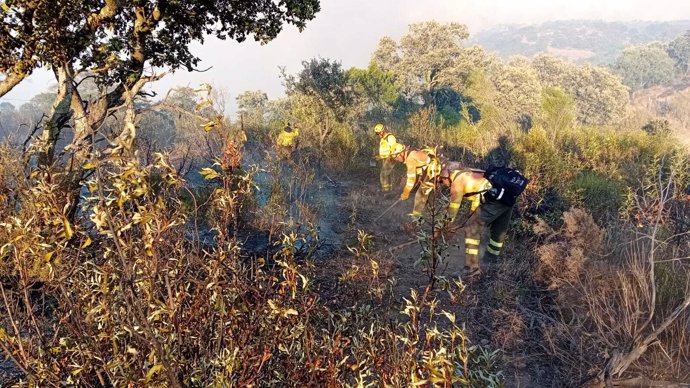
[373,198,401,223]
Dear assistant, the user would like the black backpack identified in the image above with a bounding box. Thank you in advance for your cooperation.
[483,166,529,206]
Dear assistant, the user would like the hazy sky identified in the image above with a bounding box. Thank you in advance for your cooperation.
[3,0,690,114]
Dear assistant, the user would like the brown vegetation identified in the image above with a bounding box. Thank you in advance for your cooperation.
[2,13,690,387]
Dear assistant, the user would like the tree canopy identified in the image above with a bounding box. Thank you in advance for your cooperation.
[613,43,677,91]
[667,31,690,76]
[372,22,471,102]
[1,0,321,96]
[533,54,629,125]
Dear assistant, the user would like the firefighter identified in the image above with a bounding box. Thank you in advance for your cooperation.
[440,166,521,278]
[392,146,442,218]
[277,123,300,159]
[374,123,404,193]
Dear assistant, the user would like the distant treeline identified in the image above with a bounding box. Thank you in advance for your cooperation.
[472,19,690,64]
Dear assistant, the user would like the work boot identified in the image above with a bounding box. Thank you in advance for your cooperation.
[462,266,482,281]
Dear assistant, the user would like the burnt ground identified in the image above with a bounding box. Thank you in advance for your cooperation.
[305,163,543,387]
[190,152,505,381]
[310,160,687,386]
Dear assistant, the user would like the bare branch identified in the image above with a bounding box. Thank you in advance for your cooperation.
[0,72,27,98]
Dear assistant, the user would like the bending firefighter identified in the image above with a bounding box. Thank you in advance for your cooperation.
[277,123,300,159]
[374,123,405,192]
[396,147,442,218]
[441,165,528,277]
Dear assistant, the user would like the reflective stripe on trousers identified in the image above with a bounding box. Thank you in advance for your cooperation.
[486,238,503,256]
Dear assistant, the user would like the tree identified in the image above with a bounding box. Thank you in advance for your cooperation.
[284,58,353,150]
[667,31,690,76]
[346,63,400,122]
[1,0,320,97]
[576,65,630,125]
[613,43,677,91]
[427,88,464,126]
[0,0,320,222]
[236,90,269,129]
[291,58,352,117]
[371,22,470,103]
[532,54,580,94]
[532,55,629,126]
[347,64,398,110]
[489,57,542,124]
[1,0,320,167]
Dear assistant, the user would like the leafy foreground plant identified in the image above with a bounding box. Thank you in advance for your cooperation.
[0,147,502,387]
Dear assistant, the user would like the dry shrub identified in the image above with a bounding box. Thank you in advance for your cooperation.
[220,139,241,172]
[539,239,690,383]
[533,159,690,384]
[0,146,20,205]
[338,231,393,301]
[534,208,604,289]
[0,146,504,387]
[562,208,604,247]
[405,106,441,148]
[528,191,690,384]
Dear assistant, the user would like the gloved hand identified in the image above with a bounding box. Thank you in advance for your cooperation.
[400,192,409,201]
[407,212,422,222]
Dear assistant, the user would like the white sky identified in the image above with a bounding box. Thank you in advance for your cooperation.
[3,0,690,114]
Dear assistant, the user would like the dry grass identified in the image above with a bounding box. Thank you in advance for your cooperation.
[528,209,690,384]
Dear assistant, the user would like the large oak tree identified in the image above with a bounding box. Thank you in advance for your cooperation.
[1,0,320,165]
[0,0,319,221]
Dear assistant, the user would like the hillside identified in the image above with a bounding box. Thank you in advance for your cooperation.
[630,78,690,148]
[472,19,690,64]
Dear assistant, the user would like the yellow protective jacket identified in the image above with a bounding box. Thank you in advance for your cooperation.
[446,170,491,220]
[277,128,299,147]
[400,147,442,200]
[378,133,404,159]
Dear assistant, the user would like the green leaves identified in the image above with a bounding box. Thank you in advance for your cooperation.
[613,43,677,91]
[291,57,353,121]
[372,22,471,100]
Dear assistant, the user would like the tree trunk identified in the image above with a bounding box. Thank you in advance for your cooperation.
[40,64,75,167]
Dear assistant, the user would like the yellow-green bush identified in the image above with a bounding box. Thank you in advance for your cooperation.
[571,170,625,222]
[323,125,366,173]
[512,126,578,205]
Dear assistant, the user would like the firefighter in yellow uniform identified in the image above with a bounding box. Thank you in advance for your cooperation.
[374,123,404,192]
[277,124,300,159]
[440,166,518,278]
[392,147,441,218]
